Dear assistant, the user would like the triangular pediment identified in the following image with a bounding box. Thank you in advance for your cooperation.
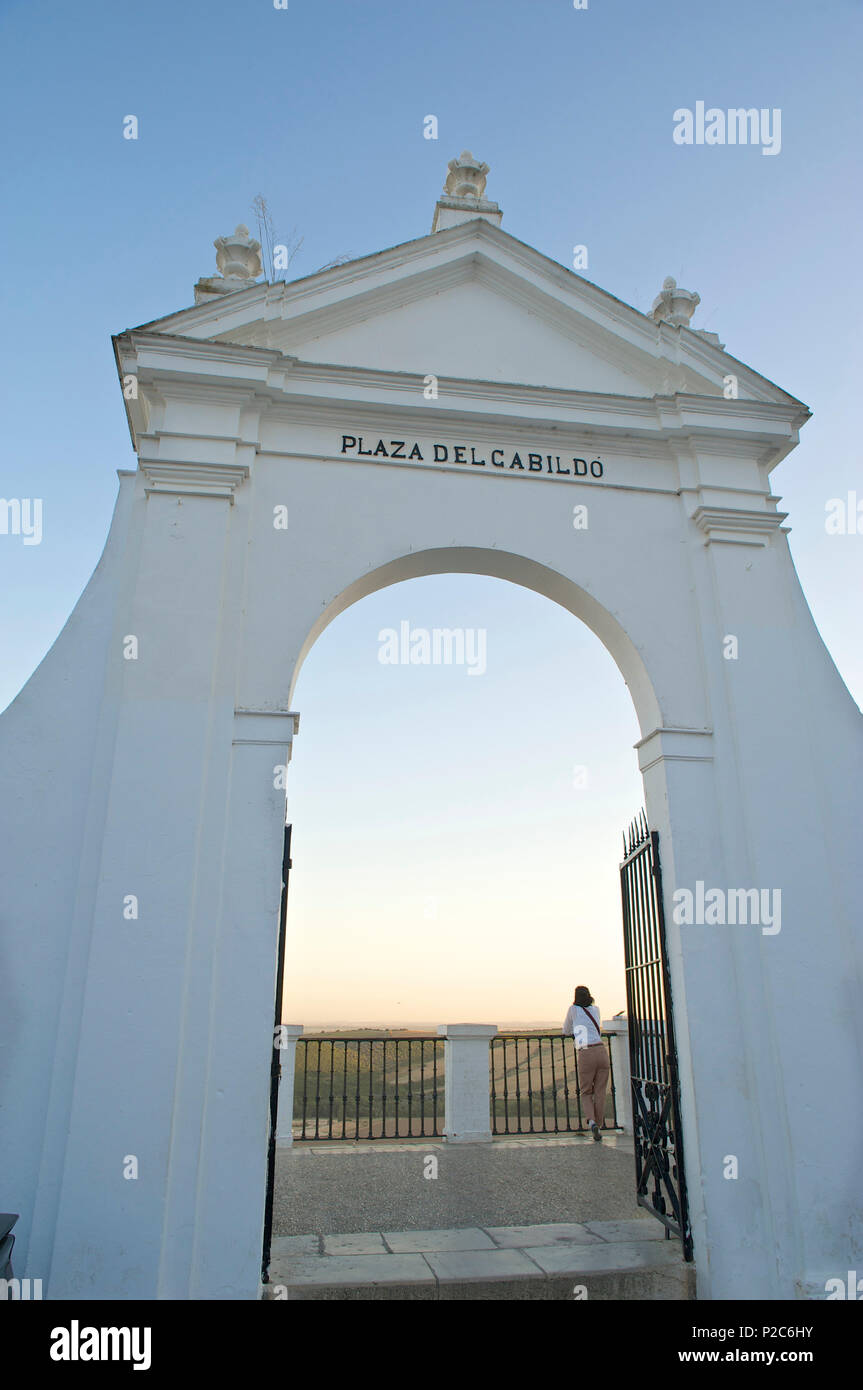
[138,220,802,406]
[247,276,654,395]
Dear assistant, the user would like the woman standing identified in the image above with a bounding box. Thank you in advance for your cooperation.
[562,985,608,1141]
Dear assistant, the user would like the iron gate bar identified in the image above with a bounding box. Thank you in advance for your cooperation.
[632,1085,686,1230]
[640,839,667,1085]
[261,822,292,1283]
[620,814,693,1260]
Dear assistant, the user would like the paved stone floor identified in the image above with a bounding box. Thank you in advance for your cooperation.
[273,1132,647,1237]
[266,1216,692,1300]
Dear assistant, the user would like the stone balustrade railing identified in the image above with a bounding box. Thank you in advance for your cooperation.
[275,1021,632,1147]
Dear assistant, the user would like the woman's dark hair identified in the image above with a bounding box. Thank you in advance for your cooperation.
[573,985,594,1007]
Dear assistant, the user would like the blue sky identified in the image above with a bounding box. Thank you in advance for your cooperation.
[1,0,860,1022]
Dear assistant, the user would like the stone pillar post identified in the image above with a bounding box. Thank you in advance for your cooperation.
[601,1019,632,1134]
[275,1025,303,1148]
[438,1024,497,1142]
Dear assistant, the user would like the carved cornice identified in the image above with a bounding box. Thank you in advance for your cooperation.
[692,505,789,546]
[635,727,714,774]
[123,333,807,445]
[232,710,300,748]
[141,460,249,502]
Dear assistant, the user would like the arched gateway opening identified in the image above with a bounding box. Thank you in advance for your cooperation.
[286,548,660,732]
[282,562,647,1023]
[266,564,665,1280]
[2,155,860,1302]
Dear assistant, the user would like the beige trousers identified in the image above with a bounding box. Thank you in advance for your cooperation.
[577,1042,609,1128]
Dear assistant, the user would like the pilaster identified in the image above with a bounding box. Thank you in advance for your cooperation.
[438,1025,497,1142]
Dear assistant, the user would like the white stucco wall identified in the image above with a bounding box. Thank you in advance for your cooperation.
[1,220,860,1300]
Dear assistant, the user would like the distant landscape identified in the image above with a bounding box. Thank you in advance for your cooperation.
[299,1022,581,1033]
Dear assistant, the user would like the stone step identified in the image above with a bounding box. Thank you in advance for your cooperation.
[264,1218,695,1301]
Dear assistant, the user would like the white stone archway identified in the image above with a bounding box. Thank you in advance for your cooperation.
[1,158,860,1301]
[287,546,661,730]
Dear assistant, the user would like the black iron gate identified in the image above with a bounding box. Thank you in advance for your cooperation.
[620,813,692,1259]
[261,822,292,1283]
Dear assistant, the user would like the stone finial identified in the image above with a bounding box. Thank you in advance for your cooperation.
[443,150,490,200]
[432,150,502,234]
[651,276,700,328]
[194,223,264,303]
[214,224,262,280]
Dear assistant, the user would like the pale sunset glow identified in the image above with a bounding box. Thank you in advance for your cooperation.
[282,573,642,1027]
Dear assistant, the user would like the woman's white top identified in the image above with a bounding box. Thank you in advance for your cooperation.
[562,1003,601,1048]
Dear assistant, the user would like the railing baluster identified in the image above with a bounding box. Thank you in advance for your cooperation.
[502,1037,510,1135]
[515,1038,523,1133]
[341,1039,347,1139]
[528,1037,537,1134]
[353,1040,360,1140]
[327,1040,335,1139]
[549,1035,560,1133]
[313,1040,321,1140]
[561,1039,569,1134]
